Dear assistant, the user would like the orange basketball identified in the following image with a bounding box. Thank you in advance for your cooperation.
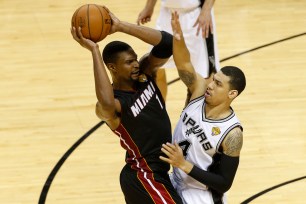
[71,4,111,42]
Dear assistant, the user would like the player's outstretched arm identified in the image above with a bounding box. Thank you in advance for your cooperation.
[105,6,162,46]
[171,12,207,101]
[105,6,173,76]
[71,26,119,130]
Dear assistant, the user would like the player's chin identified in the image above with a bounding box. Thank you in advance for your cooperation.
[204,94,212,103]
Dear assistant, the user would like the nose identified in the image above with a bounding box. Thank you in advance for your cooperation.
[207,81,214,90]
[133,60,139,68]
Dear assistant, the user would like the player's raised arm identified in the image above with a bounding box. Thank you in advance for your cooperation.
[106,6,173,76]
[70,26,119,130]
[171,11,207,101]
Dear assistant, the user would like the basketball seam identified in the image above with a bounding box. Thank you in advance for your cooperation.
[96,5,104,42]
[87,4,91,41]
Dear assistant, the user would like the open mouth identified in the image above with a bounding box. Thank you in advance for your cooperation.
[131,70,139,76]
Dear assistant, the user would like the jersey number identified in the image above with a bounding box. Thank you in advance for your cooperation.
[178,140,191,157]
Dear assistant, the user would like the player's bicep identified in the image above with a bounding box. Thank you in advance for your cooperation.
[222,127,243,157]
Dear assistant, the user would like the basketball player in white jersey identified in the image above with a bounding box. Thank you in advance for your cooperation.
[137,0,220,100]
[160,12,246,204]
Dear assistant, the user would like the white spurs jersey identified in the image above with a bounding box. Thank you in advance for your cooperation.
[172,96,242,191]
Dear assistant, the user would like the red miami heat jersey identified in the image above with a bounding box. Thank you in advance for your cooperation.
[113,75,172,173]
[172,95,242,191]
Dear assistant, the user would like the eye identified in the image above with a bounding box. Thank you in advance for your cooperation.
[126,60,133,64]
[216,81,222,86]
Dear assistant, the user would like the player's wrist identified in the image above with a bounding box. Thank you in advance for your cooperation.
[91,44,100,54]
[180,160,193,174]
[117,21,134,34]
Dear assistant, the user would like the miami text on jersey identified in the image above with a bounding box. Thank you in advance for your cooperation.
[130,81,163,117]
[182,112,213,151]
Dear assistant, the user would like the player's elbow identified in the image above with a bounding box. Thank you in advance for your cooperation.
[222,182,233,193]
[213,180,234,194]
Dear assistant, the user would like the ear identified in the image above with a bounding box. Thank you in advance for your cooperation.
[228,90,238,100]
[107,63,117,73]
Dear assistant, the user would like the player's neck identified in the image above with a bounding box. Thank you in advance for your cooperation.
[204,103,232,120]
[113,81,136,92]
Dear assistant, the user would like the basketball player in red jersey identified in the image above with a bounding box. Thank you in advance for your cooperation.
[71,7,183,204]
[160,12,246,204]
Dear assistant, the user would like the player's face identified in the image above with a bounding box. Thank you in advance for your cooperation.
[204,71,231,105]
[115,49,140,81]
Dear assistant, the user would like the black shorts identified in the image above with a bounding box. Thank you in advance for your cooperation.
[120,164,183,204]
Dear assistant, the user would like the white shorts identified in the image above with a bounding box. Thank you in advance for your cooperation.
[180,188,227,204]
[170,172,227,204]
[155,6,220,78]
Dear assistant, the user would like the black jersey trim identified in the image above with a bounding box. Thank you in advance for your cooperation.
[202,104,236,123]
[216,123,242,153]
[184,95,205,110]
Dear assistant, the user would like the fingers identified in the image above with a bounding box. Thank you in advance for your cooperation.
[204,25,209,38]
[76,26,83,38]
[196,26,200,36]
[159,155,171,163]
[209,22,214,35]
[161,143,176,156]
[102,6,110,13]
[160,142,184,167]
[144,17,151,24]
[174,142,181,149]
[171,11,182,40]
[138,17,151,25]
[70,26,80,42]
[136,18,140,25]
[160,143,176,164]
[102,6,115,22]
[71,26,88,46]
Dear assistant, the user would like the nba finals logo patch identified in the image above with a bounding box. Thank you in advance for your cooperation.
[212,127,221,136]
[138,74,148,82]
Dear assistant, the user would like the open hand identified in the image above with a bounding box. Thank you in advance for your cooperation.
[170,11,183,40]
[102,6,120,35]
[70,26,98,51]
[160,142,185,168]
[193,11,213,38]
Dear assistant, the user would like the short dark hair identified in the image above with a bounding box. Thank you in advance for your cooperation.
[221,66,246,95]
[102,41,132,64]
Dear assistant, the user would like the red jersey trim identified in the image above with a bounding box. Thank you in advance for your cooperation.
[113,124,176,204]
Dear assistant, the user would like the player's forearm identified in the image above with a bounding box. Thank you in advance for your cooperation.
[173,30,197,88]
[173,31,192,71]
[188,154,239,193]
[117,21,162,46]
[144,0,157,10]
